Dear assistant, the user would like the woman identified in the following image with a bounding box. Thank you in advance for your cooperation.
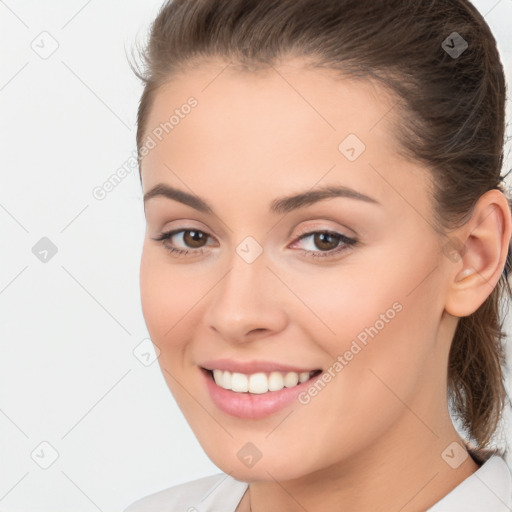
[125,0,512,510]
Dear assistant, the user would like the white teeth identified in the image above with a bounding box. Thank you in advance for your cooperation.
[213,369,223,385]
[248,373,268,394]
[231,372,249,392]
[221,370,232,390]
[284,372,299,387]
[299,371,310,383]
[268,371,284,391]
[210,369,316,393]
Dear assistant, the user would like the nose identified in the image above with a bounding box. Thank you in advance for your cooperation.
[202,248,288,343]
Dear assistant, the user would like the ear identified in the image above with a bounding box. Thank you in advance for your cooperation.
[444,189,512,318]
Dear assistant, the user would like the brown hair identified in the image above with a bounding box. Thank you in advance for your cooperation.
[130,0,512,454]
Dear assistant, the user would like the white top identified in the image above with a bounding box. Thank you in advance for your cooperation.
[124,455,512,511]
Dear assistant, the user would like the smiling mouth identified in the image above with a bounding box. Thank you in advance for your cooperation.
[201,367,323,394]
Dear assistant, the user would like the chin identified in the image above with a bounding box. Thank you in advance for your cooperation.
[202,447,314,483]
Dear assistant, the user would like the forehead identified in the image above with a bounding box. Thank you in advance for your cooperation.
[140,58,431,215]
[143,59,398,156]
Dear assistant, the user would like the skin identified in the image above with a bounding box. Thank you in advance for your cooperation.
[138,57,512,512]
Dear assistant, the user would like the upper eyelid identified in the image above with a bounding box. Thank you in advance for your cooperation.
[159,217,354,237]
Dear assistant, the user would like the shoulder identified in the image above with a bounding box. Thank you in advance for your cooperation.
[427,455,512,511]
[123,472,249,512]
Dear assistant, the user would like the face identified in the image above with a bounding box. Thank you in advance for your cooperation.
[139,58,454,482]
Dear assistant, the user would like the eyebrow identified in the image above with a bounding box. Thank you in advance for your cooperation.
[143,183,380,215]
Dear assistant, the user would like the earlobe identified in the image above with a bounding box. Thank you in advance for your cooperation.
[444,189,512,318]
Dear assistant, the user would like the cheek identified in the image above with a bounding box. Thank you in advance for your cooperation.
[278,276,441,471]
[139,246,194,352]
[284,265,405,356]
[303,240,442,354]
[292,243,443,410]
[140,249,167,338]
[139,248,200,409]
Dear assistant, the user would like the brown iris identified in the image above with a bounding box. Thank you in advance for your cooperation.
[183,230,207,248]
[312,232,339,251]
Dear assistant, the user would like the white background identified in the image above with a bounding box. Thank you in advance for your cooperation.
[0,1,511,510]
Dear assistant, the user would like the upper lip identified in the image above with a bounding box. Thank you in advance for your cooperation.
[200,358,321,374]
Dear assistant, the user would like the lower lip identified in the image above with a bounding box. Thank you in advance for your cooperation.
[201,368,321,419]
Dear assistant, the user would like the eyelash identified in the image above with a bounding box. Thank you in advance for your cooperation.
[152,228,357,260]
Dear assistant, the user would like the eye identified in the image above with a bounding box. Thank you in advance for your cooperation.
[152,228,214,257]
[152,228,357,260]
[290,230,357,259]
